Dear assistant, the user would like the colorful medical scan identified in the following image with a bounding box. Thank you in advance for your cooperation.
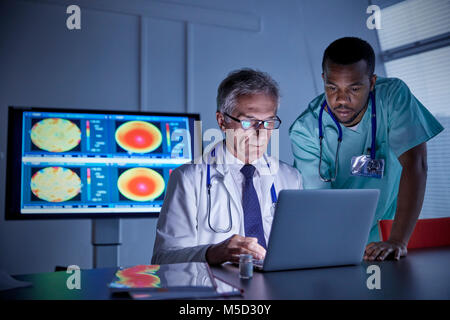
[115,121,163,154]
[17,110,194,215]
[111,265,161,289]
[30,167,81,202]
[117,167,165,202]
[30,118,81,152]
[108,263,216,291]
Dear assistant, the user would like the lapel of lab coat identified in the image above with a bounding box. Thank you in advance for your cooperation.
[212,143,243,215]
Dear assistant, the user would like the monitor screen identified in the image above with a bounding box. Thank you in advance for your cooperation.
[5,106,201,219]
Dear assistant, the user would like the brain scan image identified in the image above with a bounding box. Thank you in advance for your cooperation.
[30,118,81,152]
[117,167,165,202]
[115,121,162,153]
[30,167,81,202]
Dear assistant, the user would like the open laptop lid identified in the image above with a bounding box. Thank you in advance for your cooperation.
[263,189,379,272]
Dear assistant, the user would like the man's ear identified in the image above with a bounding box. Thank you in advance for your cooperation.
[216,111,226,132]
[370,74,377,91]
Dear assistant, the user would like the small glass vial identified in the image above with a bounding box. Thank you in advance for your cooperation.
[239,254,253,279]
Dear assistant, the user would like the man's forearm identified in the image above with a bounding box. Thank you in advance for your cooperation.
[389,144,428,245]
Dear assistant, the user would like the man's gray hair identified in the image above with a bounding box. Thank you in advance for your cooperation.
[216,68,280,116]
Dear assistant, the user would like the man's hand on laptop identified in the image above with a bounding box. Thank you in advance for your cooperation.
[364,240,408,261]
[206,234,266,265]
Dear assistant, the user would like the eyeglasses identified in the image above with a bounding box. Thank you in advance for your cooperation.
[224,113,281,130]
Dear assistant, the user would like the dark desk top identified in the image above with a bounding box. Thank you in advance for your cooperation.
[1,247,450,300]
[211,246,450,300]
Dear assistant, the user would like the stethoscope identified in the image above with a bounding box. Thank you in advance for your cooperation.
[318,92,377,182]
[206,145,278,233]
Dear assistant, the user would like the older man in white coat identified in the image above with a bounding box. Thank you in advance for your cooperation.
[152,68,303,265]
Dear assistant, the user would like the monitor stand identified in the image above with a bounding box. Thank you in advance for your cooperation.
[91,219,122,268]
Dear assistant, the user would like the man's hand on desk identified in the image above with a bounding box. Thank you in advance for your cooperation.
[206,234,266,265]
[364,240,408,261]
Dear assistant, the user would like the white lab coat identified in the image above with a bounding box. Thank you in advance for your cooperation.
[151,141,303,264]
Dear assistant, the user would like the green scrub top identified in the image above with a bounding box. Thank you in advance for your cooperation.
[289,77,444,243]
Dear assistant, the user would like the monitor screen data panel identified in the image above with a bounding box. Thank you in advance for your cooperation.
[6,107,200,219]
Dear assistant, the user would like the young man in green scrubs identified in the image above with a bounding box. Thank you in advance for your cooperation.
[289,37,443,261]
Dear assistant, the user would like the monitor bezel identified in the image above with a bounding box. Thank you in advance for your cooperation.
[5,106,201,220]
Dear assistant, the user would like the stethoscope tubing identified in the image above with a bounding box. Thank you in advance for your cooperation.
[318,92,377,182]
[206,144,277,233]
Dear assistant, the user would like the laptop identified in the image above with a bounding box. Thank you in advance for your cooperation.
[254,189,379,272]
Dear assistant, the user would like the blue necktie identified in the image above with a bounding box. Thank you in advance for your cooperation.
[240,164,267,249]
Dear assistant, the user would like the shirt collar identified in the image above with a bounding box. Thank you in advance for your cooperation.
[213,141,266,173]
[209,140,273,176]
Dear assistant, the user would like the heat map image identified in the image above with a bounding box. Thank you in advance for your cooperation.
[117,168,165,202]
[30,167,81,202]
[30,118,81,152]
[115,121,162,153]
[111,265,161,289]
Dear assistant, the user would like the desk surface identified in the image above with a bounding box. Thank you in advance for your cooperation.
[1,247,450,300]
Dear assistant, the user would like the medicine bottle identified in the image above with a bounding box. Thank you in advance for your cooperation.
[239,254,253,279]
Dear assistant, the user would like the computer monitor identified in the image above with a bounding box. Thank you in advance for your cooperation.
[5,106,201,219]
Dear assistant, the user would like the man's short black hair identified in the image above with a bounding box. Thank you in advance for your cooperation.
[322,37,375,75]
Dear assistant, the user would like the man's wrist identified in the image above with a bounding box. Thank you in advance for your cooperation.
[387,237,407,247]
[205,244,217,264]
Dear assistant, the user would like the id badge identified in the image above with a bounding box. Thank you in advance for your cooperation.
[351,155,385,179]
